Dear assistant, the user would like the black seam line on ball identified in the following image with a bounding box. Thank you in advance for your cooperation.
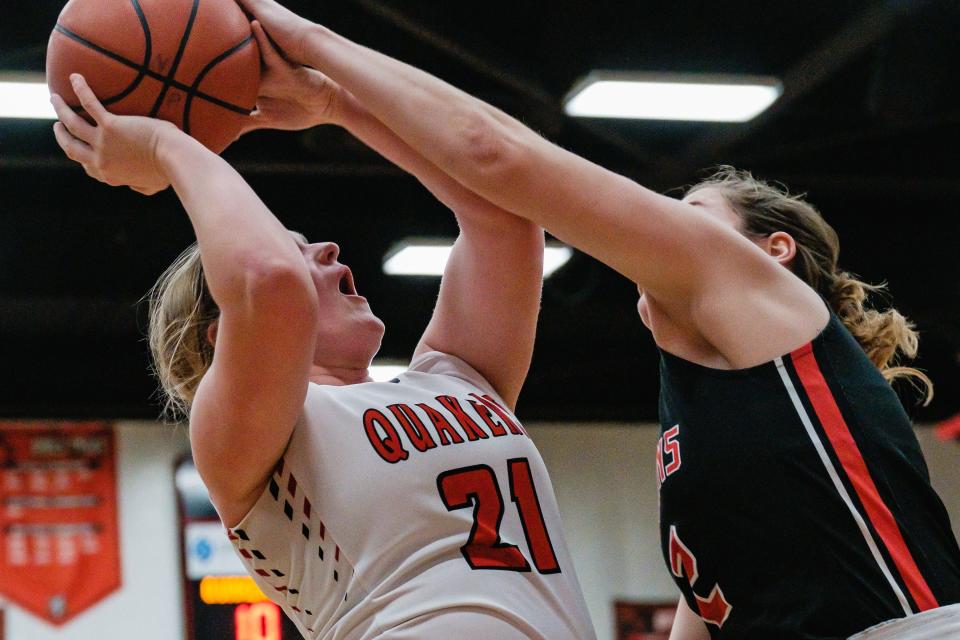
[101,0,152,106]
[148,0,200,117]
[75,0,153,107]
[182,35,253,135]
[53,1,151,108]
[53,24,251,115]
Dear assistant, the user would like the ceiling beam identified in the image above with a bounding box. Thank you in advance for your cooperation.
[342,0,656,168]
[0,296,139,336]
[734,112,960,167]
[773,173,960,199]
[659,0,929,186]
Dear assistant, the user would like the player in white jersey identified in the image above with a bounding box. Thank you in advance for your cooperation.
[50,53,595,640]
[229,353,588,638]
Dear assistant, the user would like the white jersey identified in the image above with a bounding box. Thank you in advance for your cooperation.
[848,603,960,640]
[228,350,596,640]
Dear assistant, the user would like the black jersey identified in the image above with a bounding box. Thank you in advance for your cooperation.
[656,314,960,639]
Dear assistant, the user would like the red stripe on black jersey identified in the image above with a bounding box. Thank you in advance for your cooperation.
[658,313,960,637]
[789,342,939,612]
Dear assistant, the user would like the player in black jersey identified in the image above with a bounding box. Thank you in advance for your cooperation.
[213,1,959,637]
[651,172,960,639]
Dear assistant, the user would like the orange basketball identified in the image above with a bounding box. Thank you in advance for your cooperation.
[46,0,260,153]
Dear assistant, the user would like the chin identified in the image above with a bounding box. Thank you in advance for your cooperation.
[637,295,651,329]
[361,315,387,355]
[369,314,386,340]
[352,308,386,343]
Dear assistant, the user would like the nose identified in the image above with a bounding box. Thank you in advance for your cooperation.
[313,242,340,265]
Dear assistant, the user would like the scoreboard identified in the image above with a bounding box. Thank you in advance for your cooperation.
[175,458,301,640]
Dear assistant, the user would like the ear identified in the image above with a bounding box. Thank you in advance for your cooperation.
[763,231,797,267]
[205,319,219,348]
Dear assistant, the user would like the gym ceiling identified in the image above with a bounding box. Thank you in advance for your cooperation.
[1,0,957,423]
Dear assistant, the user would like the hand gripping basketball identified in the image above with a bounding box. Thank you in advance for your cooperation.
[234,0,315,65]
[239,21,343,135]
[51,74,175,195]
[46,0,261,153]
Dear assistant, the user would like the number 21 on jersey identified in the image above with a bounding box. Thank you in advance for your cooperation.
[437,457,560,573]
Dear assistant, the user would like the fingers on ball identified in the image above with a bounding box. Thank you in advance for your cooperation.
[69,74,110,123]
[51,94,96,142]
[53,121,94,164]
[251,22,276,62]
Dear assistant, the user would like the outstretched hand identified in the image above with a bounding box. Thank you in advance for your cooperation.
[240,21,345,135]
[51,74,176,195]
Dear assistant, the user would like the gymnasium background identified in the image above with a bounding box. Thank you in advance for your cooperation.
[1,1,958,639]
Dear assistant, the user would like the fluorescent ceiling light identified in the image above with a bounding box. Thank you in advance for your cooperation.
[564,72,782,122]
[0,73,56,120]
[383,244,451,277]
[383,239,573,278]
[369,363,408,382]
[543,245,574,277]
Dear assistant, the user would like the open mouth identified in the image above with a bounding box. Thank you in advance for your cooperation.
[338,269,358,296]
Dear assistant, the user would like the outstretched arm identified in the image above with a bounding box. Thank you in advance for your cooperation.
[246,25,542,406]
[51,75,318,526]
[235,2,828,368]
[234,0,721,297]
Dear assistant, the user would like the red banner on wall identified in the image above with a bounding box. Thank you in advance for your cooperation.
[935,413,960,441]
[0,422,120,626]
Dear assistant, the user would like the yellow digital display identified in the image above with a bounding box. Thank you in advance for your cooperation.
[199,575,270,605]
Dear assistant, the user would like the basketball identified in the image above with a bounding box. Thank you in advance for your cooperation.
[46,0,260,153]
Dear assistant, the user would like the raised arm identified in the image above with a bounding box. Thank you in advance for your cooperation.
[332,62,544,409]
[246,25,543,406]
[52,75,318,526]
[236,1,826,366]
[162,132,318,526]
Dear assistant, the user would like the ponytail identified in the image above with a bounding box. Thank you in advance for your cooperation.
[829,272,933,404]
[147,243,219,420]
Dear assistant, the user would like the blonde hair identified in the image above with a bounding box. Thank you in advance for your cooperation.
[688,166,933,404]
[147,243,219,419]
